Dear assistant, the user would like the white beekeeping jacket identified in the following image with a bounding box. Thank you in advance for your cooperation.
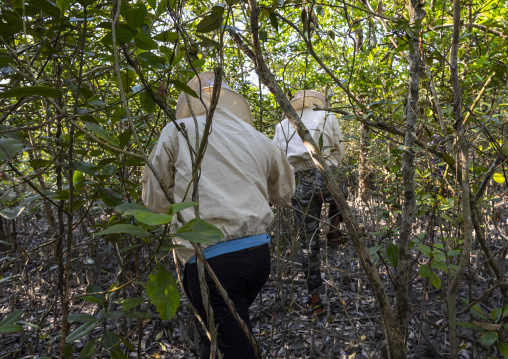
[142,107,295,264]
[273,108,344,173]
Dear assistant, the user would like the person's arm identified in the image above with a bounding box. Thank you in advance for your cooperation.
[141,125,176,214]
[267,144,295,206]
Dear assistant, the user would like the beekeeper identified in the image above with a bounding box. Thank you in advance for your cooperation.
[142,71,294,358]
[273,90,345,316]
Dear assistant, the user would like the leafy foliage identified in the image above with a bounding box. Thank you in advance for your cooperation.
[0,0,506,357]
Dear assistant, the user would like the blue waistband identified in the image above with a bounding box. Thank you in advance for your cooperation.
[187,233,271,264]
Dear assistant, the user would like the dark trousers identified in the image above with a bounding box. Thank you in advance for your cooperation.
[183,244,270,359]
[292,169,339,294]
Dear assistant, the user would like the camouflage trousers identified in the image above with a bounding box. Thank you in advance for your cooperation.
[292,169,339,294]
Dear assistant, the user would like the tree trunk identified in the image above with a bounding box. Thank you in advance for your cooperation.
[447,1,473,358]
[395,0,426,341]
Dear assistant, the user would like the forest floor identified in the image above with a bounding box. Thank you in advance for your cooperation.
[0,191,506,358]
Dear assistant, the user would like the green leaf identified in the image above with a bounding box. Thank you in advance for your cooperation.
[117,68,135,93]
[121,297,145,311]
[67,313,97,323]
[17,321,40,330]
[120,311,149,319]
[367,100,400,108]
[416,243,432,256]
[176,218,224,244]
[118,244,141,253]
[65,321,99,343]
[481,331,498,347]
[259,30,268,42]
[168,202,197,215]
[73,171,85,192]
[457,321,484,331]
[30,158,51,168]
[140,91,157,113]
[269,12,278,32]
[97,310,126,320]
[116,202,173,225]
[145,265,180,320]
[0,86,61,99]
[499,341,508,359]
[121,3,147,29]
[102,331,122,351]
[84,122,120,146]
[125,157,144,166]
[196,13,224,33]
[502,142,508,156]
[134,32,157,50]
[147,0,156,9]
[77,339,97,359]
[368,244,383,256]
[138,52,167,69]
[491,304,508,321]
[97,224,150,238]
[153,30,178,42]
[0,206,25,220]
[442,153,455,166]
[100,28,134,47]
[0,310,23,327]
[73,161,98,177]
[64,344,72,359]
[98,188,122,207]
[111,349,128,359]
[169,79,198,98]
[115,202,151,214]
[386,242,399,267]
[0,324,24,333]
[493,173,505,184]
[76,0,96,7]
[83,284,106,305]
[192,59,206,68]
[225,0,240,5]
[56,0,71,13]
[429,271,441,290]
[459,297,490,320]
[118,129,132,148]
[131,210,173,226]
[418,263,431,278]
[31,0,61,17]
[196,34,221,49]
[171,48,185,66]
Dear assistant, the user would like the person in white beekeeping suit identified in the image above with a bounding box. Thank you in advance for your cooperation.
[142,71,295,358]
[273,90,345,316]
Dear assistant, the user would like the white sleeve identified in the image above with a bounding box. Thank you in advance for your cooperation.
[141,125,176,214]
[267,143,295,206]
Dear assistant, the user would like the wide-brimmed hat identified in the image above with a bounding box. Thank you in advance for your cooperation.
[290,90,326,111]
[174,71,253,125]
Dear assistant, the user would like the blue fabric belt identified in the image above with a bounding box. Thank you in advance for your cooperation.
[187,233,271,264]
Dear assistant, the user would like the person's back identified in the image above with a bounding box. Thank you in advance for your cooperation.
[274,107,344,172]
[144,106,292,262]
[272,90,345,316]
[142,71,294,358]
